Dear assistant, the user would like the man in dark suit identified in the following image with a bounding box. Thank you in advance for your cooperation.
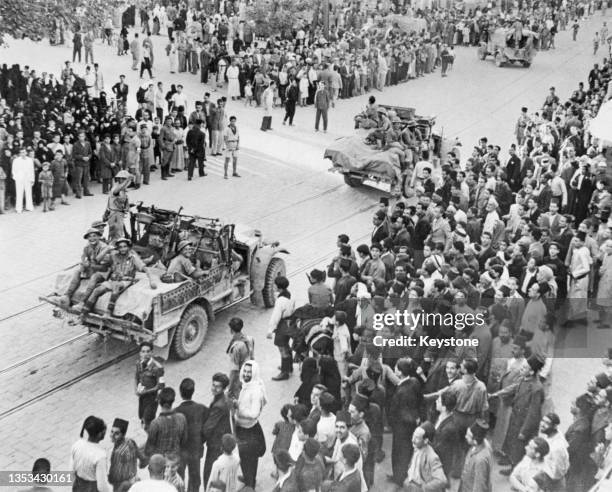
[186,119,206,180]
[433,392,462,480]
[500,356,545,472]
[175,378,209,492]
[506,145,522,192]
[202,93,214,146]
[202,373,232,486]
[388,358,423,487]
[372,210,390,244]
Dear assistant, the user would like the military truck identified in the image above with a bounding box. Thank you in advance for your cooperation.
[477,27,538,68]
[40,204,288,359]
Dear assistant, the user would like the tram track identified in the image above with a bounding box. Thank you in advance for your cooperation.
[0,200,374,421]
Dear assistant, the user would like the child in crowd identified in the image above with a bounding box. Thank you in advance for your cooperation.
[244,81,253,106]
[39,162,54,212]
[164,453,185,492]
[207,434,241,492]
[271,403,295,456]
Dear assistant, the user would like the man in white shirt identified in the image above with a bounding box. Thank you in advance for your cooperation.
[154,81,165,121]
[171,84,188,112]
[317,392,337,451]
[128,454,177,492]
[288,418,317,461]
[538,413,569,490]
[84,65,96,99]
[12,147,34,213]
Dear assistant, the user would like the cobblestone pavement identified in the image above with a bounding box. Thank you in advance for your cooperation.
[1,11,611,491]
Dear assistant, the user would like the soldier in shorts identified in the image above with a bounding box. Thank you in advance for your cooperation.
[223,116,240,179]
[79,237,157,316]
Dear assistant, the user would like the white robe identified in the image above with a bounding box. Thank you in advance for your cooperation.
[567,245,592,320]
[226,65,240,98]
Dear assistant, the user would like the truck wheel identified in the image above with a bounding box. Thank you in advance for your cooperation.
[172,304,208,359]
[523,61,531,67]
[343,174,363,187]
[263,257,287,308]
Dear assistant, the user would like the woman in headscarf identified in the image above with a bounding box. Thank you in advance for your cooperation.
[234,360,267,490]
[294,357,320,410]
[70,415,111,492]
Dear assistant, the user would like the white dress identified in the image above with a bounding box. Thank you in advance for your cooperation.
[226,65,240,98]
[168,43,178,73]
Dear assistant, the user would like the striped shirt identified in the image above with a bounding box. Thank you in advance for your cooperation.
[108,438,139,485]
[144,411,187,458]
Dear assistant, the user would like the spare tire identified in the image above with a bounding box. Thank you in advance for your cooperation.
[262,257,287,308]
[172,304,208,359]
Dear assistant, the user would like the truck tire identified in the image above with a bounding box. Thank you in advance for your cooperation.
[172,304,208,359]
[263,257,286,308]
[522,61,531,67]
[343,174,363,187]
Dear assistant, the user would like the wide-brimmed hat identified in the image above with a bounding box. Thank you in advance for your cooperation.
[177,240,193,253]
[114,237,132,248]
[83,228,102,239]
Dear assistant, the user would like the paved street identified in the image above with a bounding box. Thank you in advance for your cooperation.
[1,11,611,491]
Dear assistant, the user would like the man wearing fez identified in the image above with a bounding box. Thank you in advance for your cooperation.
[108,418,141,491]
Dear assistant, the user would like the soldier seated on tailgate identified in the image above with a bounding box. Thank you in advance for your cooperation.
[78,237,157,316]
[167,240,206,280]
[60,228,112,307]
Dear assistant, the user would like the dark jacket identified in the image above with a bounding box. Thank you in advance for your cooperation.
[433,414,462,479]
[186,126,206,158]
[314,89,331,111]
[389,377,422,428]
[202,393,231,451]
[175,399,209,459]
[503,376,544,465]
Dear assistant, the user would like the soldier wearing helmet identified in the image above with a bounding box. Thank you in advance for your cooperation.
[167,240,206,280]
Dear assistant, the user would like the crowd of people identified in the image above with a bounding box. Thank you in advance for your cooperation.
[8,0,612,492]
[5,0,612,213]
[20,40,612,492]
